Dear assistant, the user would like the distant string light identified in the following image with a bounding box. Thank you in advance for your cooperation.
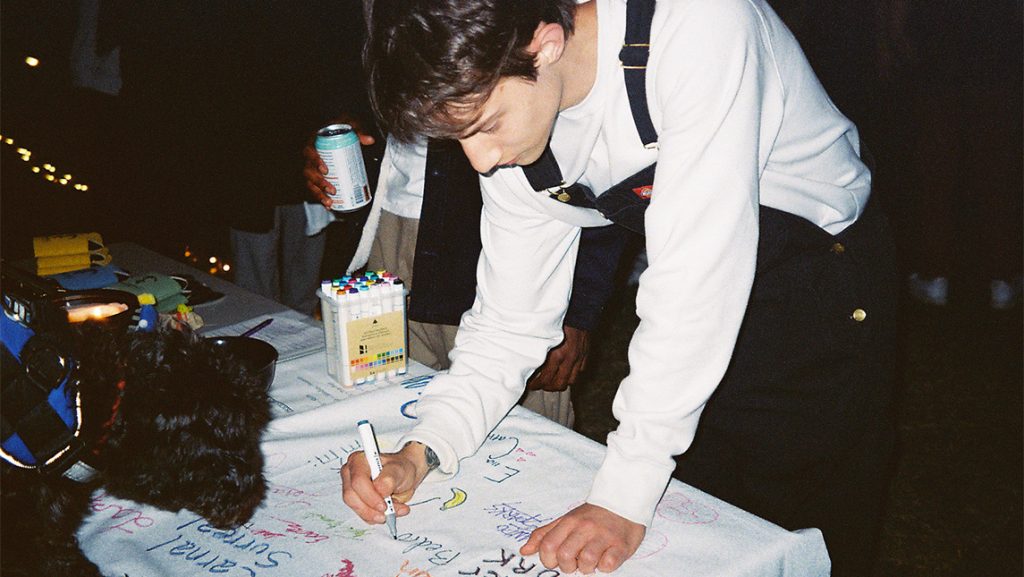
[24,56,40,67]
[1,134,90,190]
[183,247,231,276]
[7,128,232,278]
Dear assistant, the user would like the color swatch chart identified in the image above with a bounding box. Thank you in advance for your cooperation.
[317,270,407,387]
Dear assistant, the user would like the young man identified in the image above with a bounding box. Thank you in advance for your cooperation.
[341,1,897,575]
[305,135,633,426]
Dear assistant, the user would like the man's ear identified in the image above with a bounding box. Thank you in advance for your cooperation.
[530,21,567,68]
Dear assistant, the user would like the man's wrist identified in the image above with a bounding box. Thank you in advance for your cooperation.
[423,444,440,473]
[402,441,439,482]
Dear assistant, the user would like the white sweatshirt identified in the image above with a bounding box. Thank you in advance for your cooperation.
[399,0,870,527]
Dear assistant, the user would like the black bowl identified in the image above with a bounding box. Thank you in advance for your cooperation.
[206,336,278,390]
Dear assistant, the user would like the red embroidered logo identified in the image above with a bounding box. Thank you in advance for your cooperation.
[632,185,653,200]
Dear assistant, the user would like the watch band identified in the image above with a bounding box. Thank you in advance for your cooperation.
[404,441,440,474]
[423,444,440,473]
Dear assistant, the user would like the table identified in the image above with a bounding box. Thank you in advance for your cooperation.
[109,242,295,331]
[78,243,830,576]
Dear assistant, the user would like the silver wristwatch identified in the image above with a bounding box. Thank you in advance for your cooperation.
[423,444,440,473]
[405,441,440,473]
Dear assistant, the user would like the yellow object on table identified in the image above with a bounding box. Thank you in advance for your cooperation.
[33,232,110,275]
[36,249,112,276]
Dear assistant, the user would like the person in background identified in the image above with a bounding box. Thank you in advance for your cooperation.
[340,1,898,576]
[886,0,1022,309]
[306,134,635,426]
[109,1,372,315]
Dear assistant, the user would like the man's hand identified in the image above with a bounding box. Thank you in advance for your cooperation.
[340,441,430,525]
[521,503,645,574]
[526,325,590,392]
[303,116,376,209]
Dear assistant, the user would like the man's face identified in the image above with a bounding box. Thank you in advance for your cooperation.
[454,74,561,175]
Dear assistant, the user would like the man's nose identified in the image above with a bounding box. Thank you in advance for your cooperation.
[459,137,502,174]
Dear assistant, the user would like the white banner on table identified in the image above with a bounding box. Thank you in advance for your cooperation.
[78,383,829,577]
[267,354,435,417]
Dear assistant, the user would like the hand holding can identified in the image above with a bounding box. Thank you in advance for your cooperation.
[315,124,372,212]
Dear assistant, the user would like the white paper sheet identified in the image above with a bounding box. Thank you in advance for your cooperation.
[78,373,829,577]
[206,313,326,362]
[266,354,435,417]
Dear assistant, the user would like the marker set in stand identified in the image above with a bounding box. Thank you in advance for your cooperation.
[317,271,407,388]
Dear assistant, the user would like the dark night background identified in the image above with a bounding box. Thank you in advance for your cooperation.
[2,2,1021,575]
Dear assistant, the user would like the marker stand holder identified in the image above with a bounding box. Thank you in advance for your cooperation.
[318,273,407,388]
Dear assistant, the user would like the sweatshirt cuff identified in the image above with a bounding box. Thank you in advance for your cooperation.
[586,446,673,527]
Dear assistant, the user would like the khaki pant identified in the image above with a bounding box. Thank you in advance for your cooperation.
[369,210,574,428]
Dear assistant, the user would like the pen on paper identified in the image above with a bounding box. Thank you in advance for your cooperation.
[241,318,274,338]
[357,420,397,539]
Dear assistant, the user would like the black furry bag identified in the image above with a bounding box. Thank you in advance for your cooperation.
[1,323,271,576]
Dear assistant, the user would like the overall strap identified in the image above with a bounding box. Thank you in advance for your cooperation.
[619,0,658,147]
[521,147,596,207]
[521,0,659,207]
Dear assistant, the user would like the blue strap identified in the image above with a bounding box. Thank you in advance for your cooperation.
[1,315,81,471]
[619,0,658,147]
[521,145,597,207]
[1,310,35,361]
[522,0,659,198]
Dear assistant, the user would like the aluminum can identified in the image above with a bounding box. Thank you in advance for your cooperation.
[315,124,372,212]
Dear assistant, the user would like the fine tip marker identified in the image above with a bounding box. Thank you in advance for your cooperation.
[357,419,397,539]
[240,317,273,338]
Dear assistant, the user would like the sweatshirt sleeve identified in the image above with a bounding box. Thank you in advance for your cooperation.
[586,1,767,526]
[398,173,582,475]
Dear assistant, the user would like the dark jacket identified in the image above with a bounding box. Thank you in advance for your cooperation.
[408,139,634,331]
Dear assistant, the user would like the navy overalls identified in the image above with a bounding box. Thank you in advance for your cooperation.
[519,2,898,575]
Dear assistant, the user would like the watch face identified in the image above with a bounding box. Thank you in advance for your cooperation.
[424,445,440,471]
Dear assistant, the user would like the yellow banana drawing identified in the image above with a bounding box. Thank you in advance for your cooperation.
[440,487,467,511]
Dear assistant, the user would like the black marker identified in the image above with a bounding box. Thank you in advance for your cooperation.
[241,318,273,338]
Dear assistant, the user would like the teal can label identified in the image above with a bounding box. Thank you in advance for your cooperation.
[315,124,372,212]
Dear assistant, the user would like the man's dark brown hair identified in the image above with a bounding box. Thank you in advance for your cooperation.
[364,0,577,142]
